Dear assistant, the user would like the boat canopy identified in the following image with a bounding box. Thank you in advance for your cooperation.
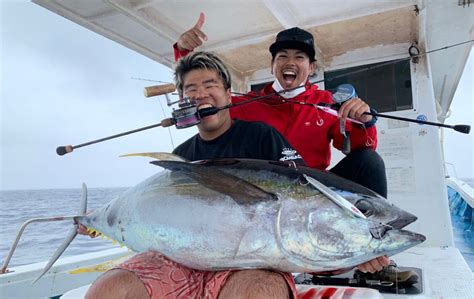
[33,0,473,121]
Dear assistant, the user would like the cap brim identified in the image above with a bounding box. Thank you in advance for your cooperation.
[269,40,315,61]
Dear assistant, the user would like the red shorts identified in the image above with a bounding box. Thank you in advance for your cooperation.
[116,251,298,299]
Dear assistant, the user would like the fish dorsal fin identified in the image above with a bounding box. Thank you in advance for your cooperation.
[120,152,188,162]
[150,160,277,205]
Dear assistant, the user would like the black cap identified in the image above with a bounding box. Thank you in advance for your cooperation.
[269,27,316,62]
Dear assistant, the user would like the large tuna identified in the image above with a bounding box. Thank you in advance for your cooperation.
[37,156,425,281]
[199,158,418,229]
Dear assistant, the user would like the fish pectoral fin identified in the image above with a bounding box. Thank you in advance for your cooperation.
[120,152,188,162]
[151,160,278,204]
[369,222,392,239]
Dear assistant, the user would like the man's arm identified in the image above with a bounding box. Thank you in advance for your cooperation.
[173,12,207,61]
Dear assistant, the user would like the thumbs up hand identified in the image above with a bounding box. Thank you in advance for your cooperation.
[177,12,208,51]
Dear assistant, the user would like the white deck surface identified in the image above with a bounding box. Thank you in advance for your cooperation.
[384,246,473,298]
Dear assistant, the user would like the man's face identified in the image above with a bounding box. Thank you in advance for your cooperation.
[272,49,315,90]
[182,68,232,139]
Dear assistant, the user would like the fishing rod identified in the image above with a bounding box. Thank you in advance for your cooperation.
[56,40,472,155]
[55,107,217,156]
[56,83,470,156]
[217,86,471,134]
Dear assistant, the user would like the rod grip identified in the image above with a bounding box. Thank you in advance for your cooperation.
[453,125,471,134]
[56,145,74,156]
[160,118,175,128]
[144,83,176,97]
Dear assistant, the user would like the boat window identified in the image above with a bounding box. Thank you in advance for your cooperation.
[250,81,272,93]
[324,60,413,113]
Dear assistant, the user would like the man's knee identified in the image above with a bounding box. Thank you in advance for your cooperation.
[85,269,149,299]
[332,148,387,197]
[218,270,290,299]
[350,149,385,172]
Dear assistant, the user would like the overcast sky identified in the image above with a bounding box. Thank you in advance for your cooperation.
[1,1,196,190]
[1,1,472,190]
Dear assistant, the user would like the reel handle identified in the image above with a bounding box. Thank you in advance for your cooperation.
[144,83,176,97]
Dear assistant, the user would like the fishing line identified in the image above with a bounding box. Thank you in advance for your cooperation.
[131,77,172,84]
[156,98,175,149]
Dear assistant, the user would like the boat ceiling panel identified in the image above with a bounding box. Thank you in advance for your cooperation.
[32,0,419,71]
[94,12,173,62]
[287,0,417,28]
[32,0,473,117]
[51,0,112,18]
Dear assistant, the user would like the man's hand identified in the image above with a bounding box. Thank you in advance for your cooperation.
[338,97,373,123]
[356,255,390,273]
[177,12,208,51]
[311,256,390,276]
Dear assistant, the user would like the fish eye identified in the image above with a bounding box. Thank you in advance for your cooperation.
[354,199,374,217]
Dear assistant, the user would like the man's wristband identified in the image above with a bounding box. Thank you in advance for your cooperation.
[363,108,378,128]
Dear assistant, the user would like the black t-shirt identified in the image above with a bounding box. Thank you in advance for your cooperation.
[173,120,303,163]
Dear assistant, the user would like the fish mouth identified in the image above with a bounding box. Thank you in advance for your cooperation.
[375,228,426,256]
[386,214,418,229]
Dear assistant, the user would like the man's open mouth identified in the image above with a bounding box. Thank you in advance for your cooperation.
[282,70,297,85]
[197,103,214,111]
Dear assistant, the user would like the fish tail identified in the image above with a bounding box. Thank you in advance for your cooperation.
[32,183,88,284]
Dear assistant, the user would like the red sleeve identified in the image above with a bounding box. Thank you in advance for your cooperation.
[173,43,192,61]
[229,93,256,120]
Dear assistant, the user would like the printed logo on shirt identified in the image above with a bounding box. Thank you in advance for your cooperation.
[280,147,302,161]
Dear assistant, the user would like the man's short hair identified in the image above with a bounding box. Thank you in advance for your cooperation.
[174,51,232,97]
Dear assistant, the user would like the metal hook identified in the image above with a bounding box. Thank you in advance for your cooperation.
[365,136,375,147]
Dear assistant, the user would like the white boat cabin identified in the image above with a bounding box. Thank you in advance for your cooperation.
[1,0,473,298]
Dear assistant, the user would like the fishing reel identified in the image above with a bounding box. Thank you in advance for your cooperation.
[166,95,219,129]
[332,83,358,105]
[169,96,203,129]
[143,83,219,129]
[331,84,358,154]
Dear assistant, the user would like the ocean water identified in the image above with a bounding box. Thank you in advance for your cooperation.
[448,178,474,271]
[0,187,127,268]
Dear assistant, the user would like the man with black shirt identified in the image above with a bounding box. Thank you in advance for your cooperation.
[84,51,303,299]
[172,52,302,163]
